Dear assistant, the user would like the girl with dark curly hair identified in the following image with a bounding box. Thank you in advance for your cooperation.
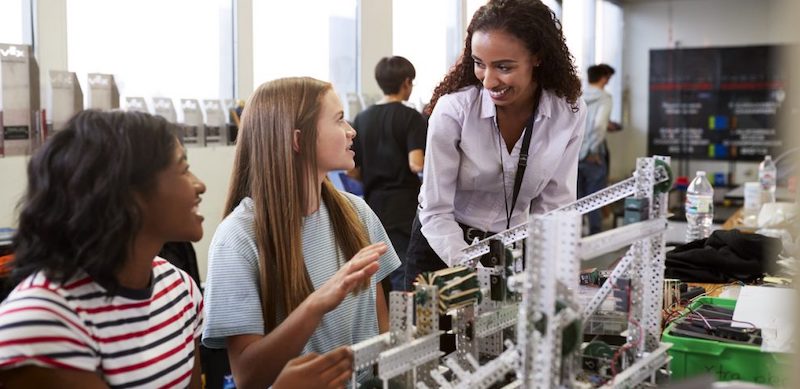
[406,0,587,289]
[0,110,208,388]
[0,110,353,389]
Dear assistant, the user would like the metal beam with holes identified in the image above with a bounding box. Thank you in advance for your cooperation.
[578,218,667,261]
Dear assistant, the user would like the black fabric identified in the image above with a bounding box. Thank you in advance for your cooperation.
[364,188,419,237]
[665,229,782,283]
[404,214,449,292]
[1,243,14,302]
[458,222,499,242]
[353,102,427,293]
[158,241,202,287]
[113,273,154,300]
[352,102,427,200]
[383,209,414,292]
[371,189,418,292]
[200,345,233,389]
[0,277,11,302]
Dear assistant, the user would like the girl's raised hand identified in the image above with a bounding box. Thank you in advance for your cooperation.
[308,242,387,315]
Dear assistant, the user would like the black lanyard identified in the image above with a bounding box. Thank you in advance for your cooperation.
[502,87,542,230]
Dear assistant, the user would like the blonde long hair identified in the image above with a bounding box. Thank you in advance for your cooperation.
[224,77,369,329]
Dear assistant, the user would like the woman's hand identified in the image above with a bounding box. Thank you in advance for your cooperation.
[308,242,386,315]
[272,346,353,389]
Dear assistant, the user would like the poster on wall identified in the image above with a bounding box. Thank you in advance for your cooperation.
[648,45,789,161]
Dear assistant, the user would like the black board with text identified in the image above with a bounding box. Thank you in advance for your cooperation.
[648,45,790,161]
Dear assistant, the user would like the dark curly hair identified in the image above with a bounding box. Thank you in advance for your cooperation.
[11,110,179,294]
[427,0,582,115]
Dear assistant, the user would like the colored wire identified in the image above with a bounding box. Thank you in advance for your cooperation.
[683,316,758,329]
[687,306,712,329]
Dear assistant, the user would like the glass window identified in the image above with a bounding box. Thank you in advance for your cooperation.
[469,0,561,22]
[596,0,623,122]
[543,0,562,20]
[67,0,234,110]
[393,0,460,110]
[466,0,487,24]
[252,0,357,101]
[0,0,31,45]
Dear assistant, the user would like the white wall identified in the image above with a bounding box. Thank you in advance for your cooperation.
[235,0,254,100]
[612,0,793,183]
[359,0,392,96]
[186,146,236,282]
[0,156,28,230]
[33,0,67,101]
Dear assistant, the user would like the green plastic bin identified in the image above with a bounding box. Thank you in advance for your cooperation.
[662,297,790,386]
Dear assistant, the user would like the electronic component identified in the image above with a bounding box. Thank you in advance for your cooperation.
[580,268,600,285]
[670,304,762,346]
[582,341,615,373]
[415,267,481,314]
[680,286,705,301]
[612,277,631,311]
[479,238,505,267]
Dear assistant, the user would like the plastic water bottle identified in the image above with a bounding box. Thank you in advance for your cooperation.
[685,171,714,242]
[758,155,777,203]
[742,182,762,227]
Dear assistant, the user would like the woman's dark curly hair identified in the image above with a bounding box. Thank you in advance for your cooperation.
[11,110,179,294]
[426,0,582,114]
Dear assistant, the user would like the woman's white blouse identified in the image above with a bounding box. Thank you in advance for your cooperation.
[419,86,587,266]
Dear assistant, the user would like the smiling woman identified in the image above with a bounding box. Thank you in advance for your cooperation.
[471,28,540,150]
[138,144,207,246]
[405,0,587,291]
[0,110,206,388]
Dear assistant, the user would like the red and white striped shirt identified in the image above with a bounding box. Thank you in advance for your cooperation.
[0,258,203,388]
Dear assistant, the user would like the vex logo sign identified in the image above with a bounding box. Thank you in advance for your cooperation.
[153,98,173,110]
[0,45,26,59]
[89,74,110,86]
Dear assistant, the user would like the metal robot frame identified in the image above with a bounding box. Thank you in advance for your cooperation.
[349,156,674,388]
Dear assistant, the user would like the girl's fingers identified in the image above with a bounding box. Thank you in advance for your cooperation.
[341,262,379,292]
[318,347,353,384]
[349,252,379,270]
[350,243,387,265]
[356,243,388,257]
[328,363,354,388]
[289,352,319,366]
[361,262,380,277]
[306,347,350,372]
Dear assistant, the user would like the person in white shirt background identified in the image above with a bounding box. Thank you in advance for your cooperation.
[578,64,616,235]
[404,0,587,291]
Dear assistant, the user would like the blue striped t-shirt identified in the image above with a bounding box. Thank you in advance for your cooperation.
[201,192,400,359]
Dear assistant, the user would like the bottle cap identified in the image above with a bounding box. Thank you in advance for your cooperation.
[696,171,706,176]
